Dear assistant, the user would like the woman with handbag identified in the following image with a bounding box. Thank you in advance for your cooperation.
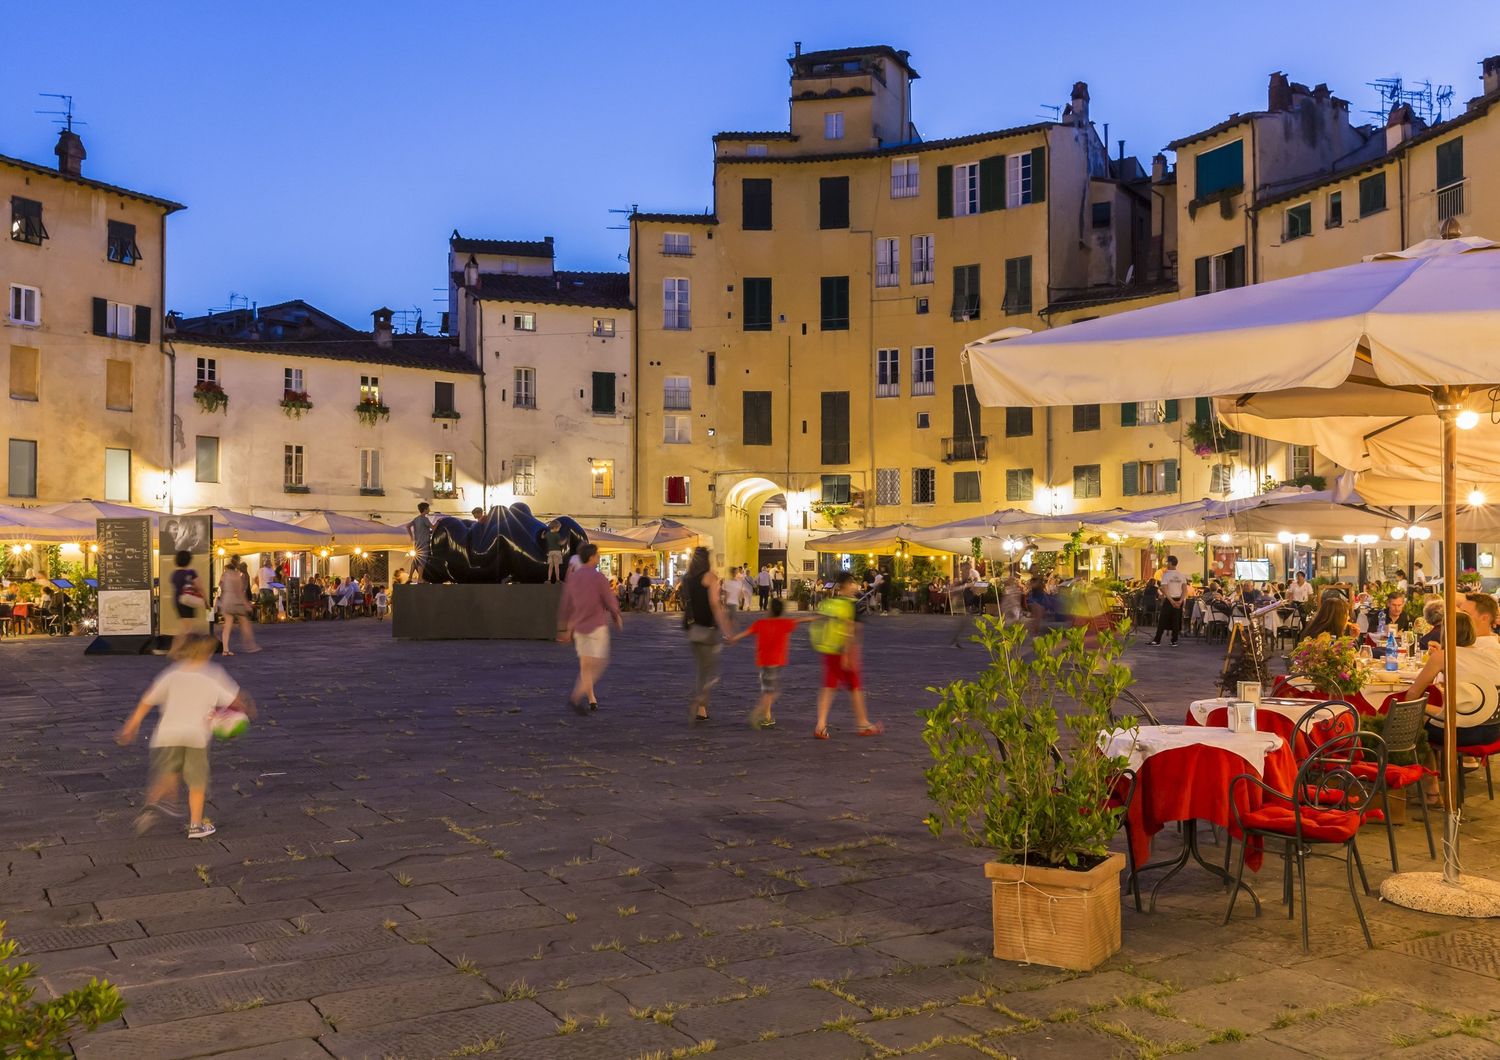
[218,557,259,656]
[684,546,731,723]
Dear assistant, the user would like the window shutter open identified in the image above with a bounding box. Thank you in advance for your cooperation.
[1163,459,1179,493]
[979,155,1005,212]
[1195,397,1212,422]
[1163,399,1179,423]
[1030,146,1047,204]
[1227,245,1247,289]
[936,165,953,218]
[134,305,151,344]
[92,297,108,336]
[1122,462,1139,497]
[1194,257,1211,296]
[1120,402,1137,427]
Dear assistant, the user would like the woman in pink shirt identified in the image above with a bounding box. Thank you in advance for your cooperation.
[556,544,622,714]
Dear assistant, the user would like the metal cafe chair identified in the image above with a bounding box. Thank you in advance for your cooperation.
[1349,696,1436,871]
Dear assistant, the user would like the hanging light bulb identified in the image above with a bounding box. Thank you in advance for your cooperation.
[1276,531,1294,544]
[1390,526,1406,540]
[1457,409,1480,430]
[1342,534,1356,544]
[1217,533,1232,543]
[1469,489,1487,507]
[1152,532,1165,542]
[1296,533,1310,544]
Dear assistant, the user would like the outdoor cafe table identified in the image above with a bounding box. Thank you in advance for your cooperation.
[1102,725,1294,911]
[1272,659,1427,716]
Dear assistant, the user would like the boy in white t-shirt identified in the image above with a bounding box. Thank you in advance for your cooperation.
[117,635,251,839]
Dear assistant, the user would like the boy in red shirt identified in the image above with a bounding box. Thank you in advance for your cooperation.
[731,598,808,729]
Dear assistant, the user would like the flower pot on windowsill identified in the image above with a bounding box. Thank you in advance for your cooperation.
[984,852,1125,971]
[359,487,385,497]
[283,484,310,495]
[355,400,391,426]
[432,409,461,421]
[281,393,314,418]
[193,381,228,414]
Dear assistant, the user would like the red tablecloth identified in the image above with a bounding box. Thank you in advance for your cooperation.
[1122,739,1296,872]
[1268,677,1441,717]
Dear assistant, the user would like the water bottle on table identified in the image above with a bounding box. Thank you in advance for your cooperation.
[1385,628,1399,672]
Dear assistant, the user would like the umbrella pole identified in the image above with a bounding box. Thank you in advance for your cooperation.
[1440,398,1461,885]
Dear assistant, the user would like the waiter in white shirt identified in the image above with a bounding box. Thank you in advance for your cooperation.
[1151,555,1188,646]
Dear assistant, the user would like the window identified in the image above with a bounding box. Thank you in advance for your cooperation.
[434,380,456,416]
[1326,191,1343,228]
[824,112,844,140]
[1437,137,1465,222]
[1073,464,1101,499]
[360,375,381,404]
[514,312,536,332]
[1209,463,1234,494]
[819,176,849,229]
[1193,246,1247,295]
[1290,444,1314,480]
[743,390,772,446]
[662,233,692,256]
[916,411,930,429]
[954,470,981,503]
[10,197,46,245]
[359,448,383,492]
[1005,407,1033,438]
[195,436,219,483]
[912,346,935,396]
[1073,404,1100,432]
[663,278,691,330]
[952,384,983,454]
[912,467,936,504]
[1006,153,1033,207]
[663,414,691,444]
[875,238,899,287]
[283,444,304,488]
[1359,173,1387,217]
[513,455,536,496]
[821,391,851,464]
[820,276,850,331]
[513,367,535,408]
[1121,399,1177,426]
[820,475,851,505]
[8,285,39,326]
[591,458,614,498]
[742,277,772,331]
[951,264,980,320]
[433,452,456,495]
[917,297,929,314]
[1284,202,1312,241]
[742,178,772,230]
[952,163,980,216]
[875,349,900,397]
[891,158,919,198]
[106,220,141,265]
[876,467,900,505]
[1122,459,1179,496]
[664,475,690,505]
[103,301,134,339]
[105,359,132,411]
[196,357,217,384]
[500,259,519,274]
[759,511,775,528]
[101,448,131,502]
[283,367,304,397]
[591,317,616,337]
[7,439,37,498]
[591,371,616,415]
[664,375,691,410]
[1005,468,1033,502]
[9,346,38,400]
[1003,256,1032,315]
[1091,201,1112,229]
[1194,139,1244,199]
[911,234,934,285]
[745,143,768,157]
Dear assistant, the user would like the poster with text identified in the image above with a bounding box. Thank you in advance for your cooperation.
[158,514,214,637]
[97,517,153,636]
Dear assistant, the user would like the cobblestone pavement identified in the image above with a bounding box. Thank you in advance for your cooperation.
[4,614,1500,1059]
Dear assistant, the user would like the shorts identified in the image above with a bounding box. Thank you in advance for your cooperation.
[758,666,782,694]
[548,550,565,564]
[821,653,862,692]
[149,745,210,789]
[574,626,610,661]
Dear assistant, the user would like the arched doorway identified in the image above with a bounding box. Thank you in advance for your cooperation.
[723,477,786,576]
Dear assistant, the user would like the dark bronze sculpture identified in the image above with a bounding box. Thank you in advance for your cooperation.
[421,503,589,584]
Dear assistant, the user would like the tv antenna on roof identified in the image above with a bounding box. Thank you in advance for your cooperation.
[36,93,85,131]
[606,204,639,232]
[1037,104,1062,122]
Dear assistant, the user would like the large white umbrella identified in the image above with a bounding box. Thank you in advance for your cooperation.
[0,504,96,544]
[184,507,327,553]
[292,511,411,551]
[614,519,702,551]
[965,233,1500,911]
[808,523,962,557]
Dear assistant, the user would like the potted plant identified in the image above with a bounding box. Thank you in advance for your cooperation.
[355,397,391,426]
[1289,633,1366,699]
[1185,418,1242,457]
[921,617,1133,971]
[280,390,314,418]
[193,379,228,414]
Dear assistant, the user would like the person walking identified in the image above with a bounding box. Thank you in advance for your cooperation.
[1151,555,1187,646]
[634,568,652,612]
[627,566,641,609]
[556,544,622,714]
[812,572,881,739]
[723,565,748,615]
[756,565,772,611]
[218,558,258,655]
[683,546,731,722]
[730,597,808,729]
[772,562,785,599]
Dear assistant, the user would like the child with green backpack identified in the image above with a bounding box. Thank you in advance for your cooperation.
[811,572,882,740]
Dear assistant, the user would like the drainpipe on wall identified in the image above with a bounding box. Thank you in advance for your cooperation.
[159,210,175,514]
[1247,120,1260,285]
[1397,154,1408,248]
[853,228,875,528]
[631,228,641,525]
[476,294,488,509]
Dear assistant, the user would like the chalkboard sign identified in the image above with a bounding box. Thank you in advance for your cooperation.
[96,518,152,591]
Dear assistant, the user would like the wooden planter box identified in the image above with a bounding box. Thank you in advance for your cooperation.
[984,851,1124,971]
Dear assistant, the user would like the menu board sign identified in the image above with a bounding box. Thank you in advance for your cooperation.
[96,518,152,591]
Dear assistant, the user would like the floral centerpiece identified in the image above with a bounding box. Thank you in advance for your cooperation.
[1290,633,1366,697]
[193,379,228,414]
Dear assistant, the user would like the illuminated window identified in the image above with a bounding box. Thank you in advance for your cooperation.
[591,458,615,498]
[513,455,535,496]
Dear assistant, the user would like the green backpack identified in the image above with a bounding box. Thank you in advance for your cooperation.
[810,596,855,654]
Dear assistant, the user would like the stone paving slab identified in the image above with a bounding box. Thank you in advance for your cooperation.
[317,998,558,1058]
[73,1000,327,1059]
[311,970,499,1030]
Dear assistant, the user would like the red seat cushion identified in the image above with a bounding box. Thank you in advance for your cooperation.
[1457,738,1500,758]
[1240,803,1361,843]
[1349,760,1428,787]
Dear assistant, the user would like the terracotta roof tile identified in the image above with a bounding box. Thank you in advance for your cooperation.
[465,270,631,310]
[172,333,478,374]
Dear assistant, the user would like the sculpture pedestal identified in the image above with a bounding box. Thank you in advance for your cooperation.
[392,582,561,640]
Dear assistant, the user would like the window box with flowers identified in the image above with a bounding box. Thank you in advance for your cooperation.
[355,398,391,426]
[193,380,228,414]
[1185,418,1241,457]
[280,391,314,418]
[432,408,461,422]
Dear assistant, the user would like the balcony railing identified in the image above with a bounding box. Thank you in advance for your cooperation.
[912,379,935,397]
[661,240,693,257]
[875,382,899,398]
[1438,181,1465,223]
[942,435,989,462]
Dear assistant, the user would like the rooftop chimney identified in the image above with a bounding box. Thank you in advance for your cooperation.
[1386,102,1416,151]
[1484,55,1500,97]
[1268,71,1292,112]
[1064,81,1090,126]
[371,307,394,348]
[54,128,85,177]
[1151,152,1167,183]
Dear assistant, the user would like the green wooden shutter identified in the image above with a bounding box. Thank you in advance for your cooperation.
[1228,245,1247,289]
[134,305,151,344]
[1163,399,1179,423]
[1195,397,1212,423]
[1437,138,1464,188]
[1120,402,1137,427]
[1163,459,1179,493]
[1122,462,1139,497]
[979,155,1005,212]
[1030,147,1046,204]
[1194,257,1211,296]
[92,297,108,336]
[936,165,953,219]
[591,372,615,414]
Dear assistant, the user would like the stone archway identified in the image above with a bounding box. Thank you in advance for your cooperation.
[722,477,787,576]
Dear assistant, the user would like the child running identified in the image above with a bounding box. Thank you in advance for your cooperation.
[730,598,809,729]
[811,572,882,740]
[117,634,253,838]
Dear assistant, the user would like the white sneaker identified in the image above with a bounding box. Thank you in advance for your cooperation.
[187,820,217,839]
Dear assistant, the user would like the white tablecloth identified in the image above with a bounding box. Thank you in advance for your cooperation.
[1188,698,1319,727]
[1101,725,1284,775]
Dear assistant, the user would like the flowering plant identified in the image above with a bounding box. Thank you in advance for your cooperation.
[192,379,228,414]
[1289,633,1366,697]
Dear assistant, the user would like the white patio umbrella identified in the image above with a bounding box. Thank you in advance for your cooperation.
[292,511,411,551]
[0,504,96,545]
[965,233,1500,912]
[614,519,702,551]
[184,507,328,554]
[808,522,963,557]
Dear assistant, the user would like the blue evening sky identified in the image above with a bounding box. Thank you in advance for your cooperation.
[3,1,1495,328]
